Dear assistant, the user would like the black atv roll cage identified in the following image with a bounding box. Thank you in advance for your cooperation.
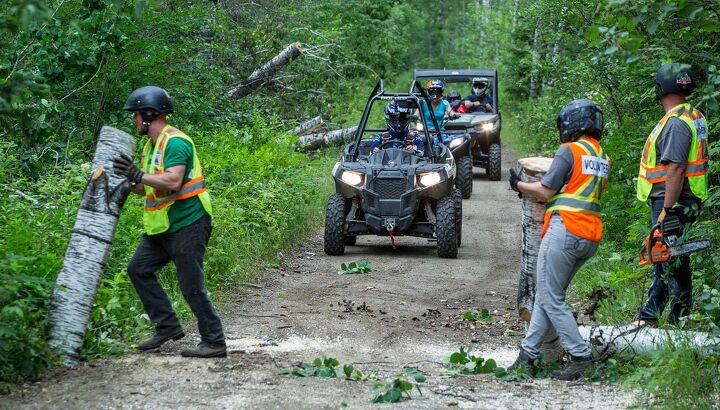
[413,69,499,115]
[351,79,443,162]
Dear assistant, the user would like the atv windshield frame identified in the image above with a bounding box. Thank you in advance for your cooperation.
[412,69,499,115]
[350,79,443,162]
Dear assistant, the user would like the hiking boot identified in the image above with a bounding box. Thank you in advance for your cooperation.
[507,349,536,376]
[136,328,185,350]
[550,355,593,381]
[181,342,227,358]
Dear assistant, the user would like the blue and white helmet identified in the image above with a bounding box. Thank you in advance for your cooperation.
[385,100,412,137]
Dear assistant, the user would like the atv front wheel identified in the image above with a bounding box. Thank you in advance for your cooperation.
[487,143,502,181]
[456,156,473,199]
[436,195,458,258]
[453,187,462,247]
[324,193,346,255]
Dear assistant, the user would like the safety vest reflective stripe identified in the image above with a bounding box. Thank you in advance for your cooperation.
[547,197,601,213]
[145,177,207,210]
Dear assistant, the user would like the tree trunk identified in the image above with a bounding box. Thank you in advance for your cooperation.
[529,24,541,99]
[579,324,720,358]
[294,126,358,152]
[292,116,325,137]
[49,126,136,365]
[227,42,303,99]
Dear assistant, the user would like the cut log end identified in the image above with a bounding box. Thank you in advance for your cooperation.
[92,166,105,182]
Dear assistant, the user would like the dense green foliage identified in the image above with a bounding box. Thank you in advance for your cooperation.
[1,0,719,406]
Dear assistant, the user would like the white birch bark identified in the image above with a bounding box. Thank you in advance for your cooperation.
[227,42,303,99]
[49,126,136,365]
[294,126,358,152]
[529,24,541,99]
[579,325,720,358]
[292,116,325,137]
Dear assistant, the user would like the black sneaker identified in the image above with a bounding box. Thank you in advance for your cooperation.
[181,342,227,358]
[136,328,185,350]
[507,348,536,376]
[550,355,593,381]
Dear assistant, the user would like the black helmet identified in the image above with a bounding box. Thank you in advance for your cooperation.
[123,86,173,113]
[447,90,461,100]
[655,63,694,99]
[556,99,603,142]
[385,100,412,137]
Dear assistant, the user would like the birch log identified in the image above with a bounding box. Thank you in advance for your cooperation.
[49,126,136,365]
[515,157,561,362]
[580,324,720,358]
[292,116,324,137]
[227,42,303,99]
[294,126,358,152]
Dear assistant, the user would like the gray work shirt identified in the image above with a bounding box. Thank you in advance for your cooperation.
[649,117,694,200]
[541,144,574,192]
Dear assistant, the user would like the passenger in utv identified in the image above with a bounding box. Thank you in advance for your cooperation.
[371,100,425,154]
[464,77,493,113]
[419,79,454,131]
[507,99,610,381]
[113,86,226,358]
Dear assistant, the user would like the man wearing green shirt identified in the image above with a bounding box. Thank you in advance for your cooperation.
[114,86,225,358]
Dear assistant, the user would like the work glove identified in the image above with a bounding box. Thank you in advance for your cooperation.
[509,168,522,198]
[658,207,682,235]
[113,153,144,184]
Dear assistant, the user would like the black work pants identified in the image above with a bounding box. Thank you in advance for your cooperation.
[638,197,701,324]
[127,214,225,345]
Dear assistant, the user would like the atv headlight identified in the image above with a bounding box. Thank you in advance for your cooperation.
[340,170,363,186]
[415,121,424,132]
[418,172,441,187]
[481,121,496,131]
[449,138,464,148]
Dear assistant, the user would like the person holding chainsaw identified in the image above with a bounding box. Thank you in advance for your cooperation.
[636,63,709,326]
[113,86,227,358]
[507,99,610,381]
[371,100,424,154]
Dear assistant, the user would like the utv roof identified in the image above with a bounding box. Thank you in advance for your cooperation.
[414,69,497,82]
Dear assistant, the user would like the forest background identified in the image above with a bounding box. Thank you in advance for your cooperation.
[1,0,719,407]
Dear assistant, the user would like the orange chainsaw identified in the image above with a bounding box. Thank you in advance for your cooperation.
[639,215,710,266]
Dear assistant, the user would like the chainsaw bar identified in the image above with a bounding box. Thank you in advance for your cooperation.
[669,240,711,257]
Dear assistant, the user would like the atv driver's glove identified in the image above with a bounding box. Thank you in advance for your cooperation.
[113,153,144,184]
[509,168,522,198]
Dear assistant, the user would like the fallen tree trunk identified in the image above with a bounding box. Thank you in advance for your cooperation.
[580,324,720,358]
[292,116,324,137]
[49,126,136,365]
[294,126,358,152]
[515,157,561,361]
[228,42,303,99]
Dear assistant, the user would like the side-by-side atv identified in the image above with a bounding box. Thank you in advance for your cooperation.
[414,69,502,181]
[324,80,462,258]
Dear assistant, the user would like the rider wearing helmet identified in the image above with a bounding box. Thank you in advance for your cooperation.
[371,100,424,153]
[446,90,467,113]
[419,80,454,132]
[113,86,226,359]
[464,77,493,113]
[507,99,610,381]
[636,63,709,326]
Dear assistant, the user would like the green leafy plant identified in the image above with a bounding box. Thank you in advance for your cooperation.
[372,368,426,403]
[494,366,532,382]
[338,260,372,275]
[278,356,342,378]
[463,308,493,323]
[343,364,376,381]
[442,347,497,377]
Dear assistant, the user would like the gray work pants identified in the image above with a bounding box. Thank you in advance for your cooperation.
[521,214,598,359]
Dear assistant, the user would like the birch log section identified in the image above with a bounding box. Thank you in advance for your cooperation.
[227,42,303,99]
[292,116,324,137]
[49,126,136,365]
[294,126,358,152]
[579,324,720,358]
[515,157,562,362]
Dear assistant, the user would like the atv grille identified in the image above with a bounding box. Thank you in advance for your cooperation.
[373,178,407,199]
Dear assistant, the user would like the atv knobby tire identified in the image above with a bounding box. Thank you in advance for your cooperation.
[324,193,347,255]
[453,187,462,247]
[487,143,502,181]
[436,195,458,258]
[456,156,473,199]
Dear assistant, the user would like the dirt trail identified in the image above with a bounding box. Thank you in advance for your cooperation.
[4,149,637,409]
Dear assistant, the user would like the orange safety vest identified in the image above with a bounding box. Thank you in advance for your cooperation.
[542,137,610,242]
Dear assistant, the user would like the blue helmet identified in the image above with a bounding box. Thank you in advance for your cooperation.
[426,80,445,102]
[385,100,412,137]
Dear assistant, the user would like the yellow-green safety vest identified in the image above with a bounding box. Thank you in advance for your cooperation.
[141,125,212,235]
[637,103,709,201]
